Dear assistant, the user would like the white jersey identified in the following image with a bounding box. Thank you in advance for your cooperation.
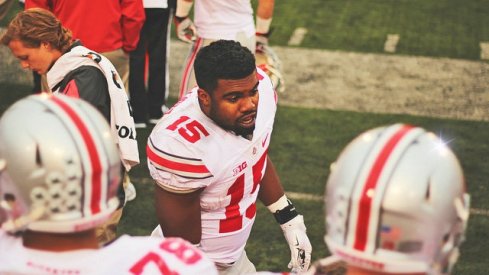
[147,69,277,265]
[143,0,168,8]
[0,230,217,275]
[194,0,255,40]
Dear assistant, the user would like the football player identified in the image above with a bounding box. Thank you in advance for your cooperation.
[1,8,140,245]
[0,94,217,274]
[306,124,470,275]
[173,0,276,98]
[147,40,312,274]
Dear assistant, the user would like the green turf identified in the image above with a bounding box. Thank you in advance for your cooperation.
[253,0,489,60]
[0,1,21,27]
[5,1,489,60]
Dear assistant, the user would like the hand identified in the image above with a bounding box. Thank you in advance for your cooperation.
[255,32,269,53]
[280,215,312,273]
[174,16,197,43]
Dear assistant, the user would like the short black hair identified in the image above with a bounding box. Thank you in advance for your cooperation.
[194,40,256,93]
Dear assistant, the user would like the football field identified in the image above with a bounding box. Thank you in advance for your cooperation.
[1,0,489,273]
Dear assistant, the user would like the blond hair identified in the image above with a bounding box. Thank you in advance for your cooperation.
[0,8,72,52]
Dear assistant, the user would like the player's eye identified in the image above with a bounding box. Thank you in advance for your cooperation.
[250,88,258,96]
[227,96,239,103]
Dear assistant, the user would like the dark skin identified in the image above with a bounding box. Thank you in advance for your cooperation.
[22,229,99,251]
[154,71,285,244]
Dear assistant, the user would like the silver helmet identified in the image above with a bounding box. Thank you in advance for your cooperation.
[325,124,470,274]
[0,94,121,233]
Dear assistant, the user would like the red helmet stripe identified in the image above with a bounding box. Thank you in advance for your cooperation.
[353,125,414,251]
[50,97,103,214]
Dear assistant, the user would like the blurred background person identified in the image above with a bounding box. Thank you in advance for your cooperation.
[25,0,145,93]
[129,0,176,129]
[173,0,275,98]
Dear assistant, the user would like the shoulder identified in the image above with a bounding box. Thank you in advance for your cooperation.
[65,65,106,85]
[147,101,215,190]
[147,132,213,181]
[60,65,107,94]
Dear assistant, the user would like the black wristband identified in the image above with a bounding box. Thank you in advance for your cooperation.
[174,15,187,23]
[273,199,299,225]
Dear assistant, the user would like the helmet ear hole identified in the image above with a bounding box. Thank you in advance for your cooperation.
[425,180,431,200]
[35,144,42,166]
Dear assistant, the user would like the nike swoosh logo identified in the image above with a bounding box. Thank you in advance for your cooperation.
[262,133,269,147]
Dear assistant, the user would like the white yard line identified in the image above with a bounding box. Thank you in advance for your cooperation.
[288,27,308,46]
[286,191,489,218]
[134,178,489,217]
[480,42,489,60]
[384,34,400,53]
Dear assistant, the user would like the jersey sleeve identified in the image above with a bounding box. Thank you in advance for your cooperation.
[120,0,145,52]
[147,134,214,193]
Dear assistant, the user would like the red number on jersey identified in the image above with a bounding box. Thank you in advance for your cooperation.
[219,152,268,233]
[129,252,178,275]
[129,239,203,274]
[167,116,210,143]
[160,238,202,265]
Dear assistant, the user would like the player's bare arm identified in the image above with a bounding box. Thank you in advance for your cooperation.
[258,156,285,205]
[155,186,204,244]
[257,0,274,19]
[258,156,313,273]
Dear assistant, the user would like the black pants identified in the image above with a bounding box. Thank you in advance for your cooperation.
[129,8,172,122]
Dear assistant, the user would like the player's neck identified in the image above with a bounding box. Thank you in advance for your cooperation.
[22,229,100,251]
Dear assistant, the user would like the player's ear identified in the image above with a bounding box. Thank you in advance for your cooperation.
[198,88,211,107]
[40,42,51,50]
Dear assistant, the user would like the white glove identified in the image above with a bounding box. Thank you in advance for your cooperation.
[280,215,312,273]
[174,16,197,43]
[255,33,269,53]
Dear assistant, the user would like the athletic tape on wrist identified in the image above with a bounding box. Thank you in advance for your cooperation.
[256,16,272,35]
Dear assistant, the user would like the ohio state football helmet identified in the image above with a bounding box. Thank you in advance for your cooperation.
[0,94,121,233]
[256,43,285,93]
[325,124,470,274]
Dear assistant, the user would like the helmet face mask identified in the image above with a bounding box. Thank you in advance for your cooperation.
[324,124,470,274]
[0,94,121,234]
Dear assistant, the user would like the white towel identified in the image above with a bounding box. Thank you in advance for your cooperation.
[47,45,140,171]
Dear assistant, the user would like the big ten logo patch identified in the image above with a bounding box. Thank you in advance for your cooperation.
[233,161,248,176]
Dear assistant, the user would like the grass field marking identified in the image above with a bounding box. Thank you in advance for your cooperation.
[384,34,400,53]
[288,27,308,46]
[480,42,489,60]
[286,191,489,218]
[129,177,489,218]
